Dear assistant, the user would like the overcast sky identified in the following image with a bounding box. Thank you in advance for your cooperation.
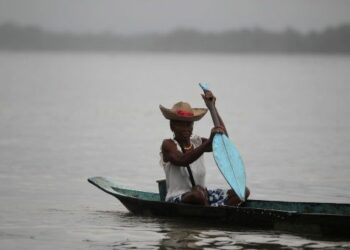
[1,0,350,34]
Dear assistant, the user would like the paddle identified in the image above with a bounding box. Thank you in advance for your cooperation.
[199,83,247,201]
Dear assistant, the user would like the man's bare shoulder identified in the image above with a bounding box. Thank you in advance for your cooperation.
[161,139,179,163]
[161,139,176,152]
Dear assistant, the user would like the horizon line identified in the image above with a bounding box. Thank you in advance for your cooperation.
[2,21,350,37]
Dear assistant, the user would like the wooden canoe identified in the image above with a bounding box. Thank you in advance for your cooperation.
[88,176,350,238]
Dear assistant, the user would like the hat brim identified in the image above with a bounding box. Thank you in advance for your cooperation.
[159,105,207,122]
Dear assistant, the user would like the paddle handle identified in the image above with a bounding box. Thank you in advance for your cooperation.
[207,104,221,127]
[199,83,221,127]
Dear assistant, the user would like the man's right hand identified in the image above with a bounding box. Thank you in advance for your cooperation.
[209,126,225,142]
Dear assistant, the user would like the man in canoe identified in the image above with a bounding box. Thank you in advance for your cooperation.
[159,90,249,206]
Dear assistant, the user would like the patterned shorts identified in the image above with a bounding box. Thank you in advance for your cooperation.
[166,188,228,207]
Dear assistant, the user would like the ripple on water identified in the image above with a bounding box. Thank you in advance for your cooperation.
[78,210,350,250]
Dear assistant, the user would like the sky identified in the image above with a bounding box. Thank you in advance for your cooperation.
[0,0,350,34]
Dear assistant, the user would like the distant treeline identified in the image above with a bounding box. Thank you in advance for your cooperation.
[1,22,350,53]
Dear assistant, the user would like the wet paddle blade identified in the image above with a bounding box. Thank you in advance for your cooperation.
[199,82,247,201]
[213,134,246,201]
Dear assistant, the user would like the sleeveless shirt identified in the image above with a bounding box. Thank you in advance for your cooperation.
[159,135,206,201]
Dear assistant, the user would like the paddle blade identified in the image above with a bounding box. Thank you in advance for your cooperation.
[212,134,247,201]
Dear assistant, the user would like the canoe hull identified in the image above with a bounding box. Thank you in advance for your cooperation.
[116,194,350,237]
[88,177,350,238]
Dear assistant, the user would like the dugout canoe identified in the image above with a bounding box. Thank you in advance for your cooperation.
[88,176,350,238]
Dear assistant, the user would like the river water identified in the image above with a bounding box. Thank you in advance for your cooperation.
[0,52,350,249]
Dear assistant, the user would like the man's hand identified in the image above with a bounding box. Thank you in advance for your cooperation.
[201,91,216,108]
[209,125,225,142]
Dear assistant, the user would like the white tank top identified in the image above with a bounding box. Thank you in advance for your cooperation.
[159,135,206,201]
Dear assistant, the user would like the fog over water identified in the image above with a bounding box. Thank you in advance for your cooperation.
[1,0,350,34]
[1,1,350,249]
[0,52,350,249]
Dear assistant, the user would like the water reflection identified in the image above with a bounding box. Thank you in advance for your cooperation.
[156,218,350,250]
[83,210,350,250]
[159,228,203,249]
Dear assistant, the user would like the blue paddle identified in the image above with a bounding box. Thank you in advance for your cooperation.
[199,83,247,201]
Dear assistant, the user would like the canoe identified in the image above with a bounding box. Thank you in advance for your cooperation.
[88,176,350,238]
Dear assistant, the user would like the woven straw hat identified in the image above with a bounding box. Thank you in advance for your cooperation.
[159,101,207,122]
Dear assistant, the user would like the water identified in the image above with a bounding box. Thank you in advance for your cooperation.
[0,52,350,249]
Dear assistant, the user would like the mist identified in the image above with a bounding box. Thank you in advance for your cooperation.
[1,0,350,34]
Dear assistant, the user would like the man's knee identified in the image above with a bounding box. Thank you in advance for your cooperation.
[226,187,250,205]
[183,190,208,205]
[245,187,250,199]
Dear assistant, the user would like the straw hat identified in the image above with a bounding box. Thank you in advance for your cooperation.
[159,101,207,122]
